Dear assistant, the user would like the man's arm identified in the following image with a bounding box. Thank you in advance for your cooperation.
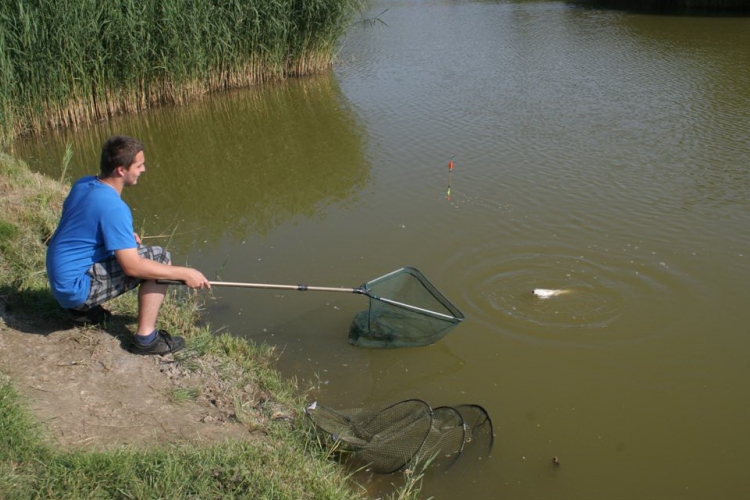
[115,248,210,288]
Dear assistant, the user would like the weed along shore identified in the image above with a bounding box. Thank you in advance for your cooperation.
[0,157,421,498]
[0,0,361,144]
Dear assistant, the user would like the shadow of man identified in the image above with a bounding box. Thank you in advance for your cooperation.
[1,285,136,351]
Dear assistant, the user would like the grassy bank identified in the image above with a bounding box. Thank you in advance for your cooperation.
[0,376,364,499]
[0,155,422,498]
[0,371,354,499]
[0,0,361,145]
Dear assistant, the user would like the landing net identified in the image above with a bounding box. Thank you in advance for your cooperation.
[348,267,465,348]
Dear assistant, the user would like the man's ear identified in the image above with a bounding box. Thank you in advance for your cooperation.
[113,165,126,177]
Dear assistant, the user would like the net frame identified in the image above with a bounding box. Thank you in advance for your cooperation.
[349,267,465,348]
[415,406,467,469]
[455,404,494,459]
[306,400,493,474]
[306,399,434,473]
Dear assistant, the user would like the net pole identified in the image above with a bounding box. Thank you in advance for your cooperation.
[204,281,364,293]
[373,296,461,321]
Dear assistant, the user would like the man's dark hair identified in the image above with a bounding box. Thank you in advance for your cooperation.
[100,135,144,177]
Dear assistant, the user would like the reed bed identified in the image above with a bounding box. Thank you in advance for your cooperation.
[0,0,360,145]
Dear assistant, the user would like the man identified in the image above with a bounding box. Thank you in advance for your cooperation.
[46,135,210,355]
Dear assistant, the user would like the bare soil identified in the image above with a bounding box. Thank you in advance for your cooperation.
[0,308,272,450]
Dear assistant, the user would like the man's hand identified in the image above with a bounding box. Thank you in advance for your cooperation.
[182,269,211,289]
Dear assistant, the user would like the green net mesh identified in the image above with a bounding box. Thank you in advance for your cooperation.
[306,400,493,474]
[351,400,434,473]
[348,267,465,348]
[418,406,466,468]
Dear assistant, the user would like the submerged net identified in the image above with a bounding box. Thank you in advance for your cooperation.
[306,399,493,474]
[417,406,466,469]
[455,404,494,459]
[348,267,465,348]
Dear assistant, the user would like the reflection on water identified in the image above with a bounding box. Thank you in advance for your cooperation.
[14,74,370,254]
[13,1,750,499]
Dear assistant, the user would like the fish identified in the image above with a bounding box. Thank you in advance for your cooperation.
[532,288,570,299]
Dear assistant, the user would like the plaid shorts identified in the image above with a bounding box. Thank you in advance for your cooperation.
[75,245,171,311]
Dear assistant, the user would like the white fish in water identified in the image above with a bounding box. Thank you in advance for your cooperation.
[533,288,570,299]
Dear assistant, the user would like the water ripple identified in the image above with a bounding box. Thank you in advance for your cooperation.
[443,241,694,346]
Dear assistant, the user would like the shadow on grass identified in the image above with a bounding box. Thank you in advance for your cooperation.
[0,285,137,350]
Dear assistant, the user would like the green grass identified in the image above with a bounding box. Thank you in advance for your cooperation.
[0,374,359,499]
[0,153,66,308]
[0,373,427,499]
[0,0,362,145]
[168,386,201,404]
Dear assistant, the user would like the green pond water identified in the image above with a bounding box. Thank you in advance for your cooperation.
[14,1,750,498]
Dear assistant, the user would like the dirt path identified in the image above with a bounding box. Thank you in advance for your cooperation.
[0,311,259,450]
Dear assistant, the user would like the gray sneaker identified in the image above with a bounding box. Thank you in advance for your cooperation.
[128,330,185,355]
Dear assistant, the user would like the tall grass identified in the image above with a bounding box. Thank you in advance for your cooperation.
[0,0,361,145]
[0,152,65,302]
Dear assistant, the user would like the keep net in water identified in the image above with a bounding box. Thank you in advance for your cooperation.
[306,399,494,474]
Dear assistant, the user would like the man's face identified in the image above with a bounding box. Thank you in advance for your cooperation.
[123,151,146,186]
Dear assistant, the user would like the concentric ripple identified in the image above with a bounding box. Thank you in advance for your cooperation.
[480,255,623,330]
[443,242,694,345]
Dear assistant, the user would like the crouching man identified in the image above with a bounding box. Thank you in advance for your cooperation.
[46,135,210,355]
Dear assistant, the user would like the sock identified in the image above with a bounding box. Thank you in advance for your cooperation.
[136,329,158,345]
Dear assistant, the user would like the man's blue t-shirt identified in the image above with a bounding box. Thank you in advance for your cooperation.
[46,176,137,308]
